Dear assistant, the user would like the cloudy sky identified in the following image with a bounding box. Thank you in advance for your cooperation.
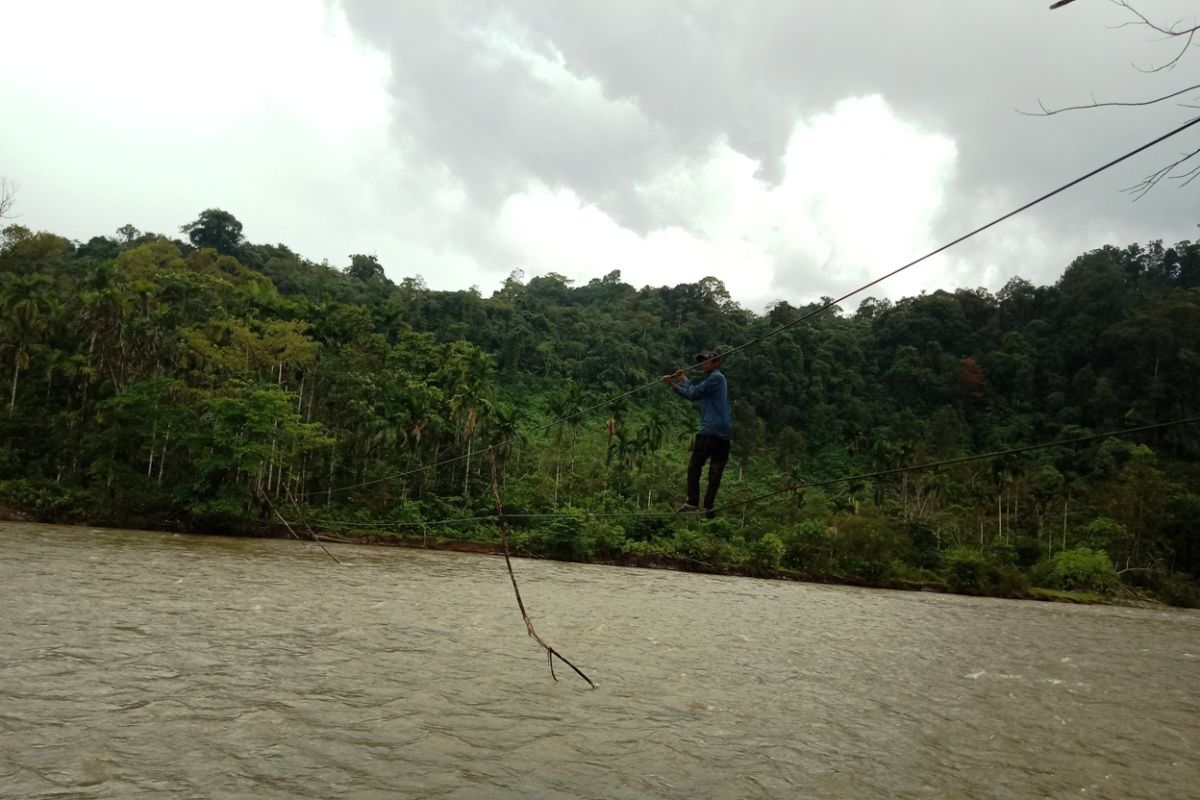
[2,0,1197,311]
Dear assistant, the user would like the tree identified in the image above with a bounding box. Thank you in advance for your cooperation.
[346,253,386,282]
[0,274,51,413]
[180,209,244,255]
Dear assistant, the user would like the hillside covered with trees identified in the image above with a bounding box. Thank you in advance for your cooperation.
[2,209,1199,605]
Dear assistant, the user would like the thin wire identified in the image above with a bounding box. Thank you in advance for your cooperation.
[291,416,1200,532]
[307,114,1200,499]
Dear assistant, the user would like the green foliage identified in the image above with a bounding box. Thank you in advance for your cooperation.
[833,513,901,581]
[780,520,833,572]
[1154,573,1200,609]
[519,516,594,562]
[669,527,726,566]
[944,547,989,595]
[942,547,1028,597]
[1080,517,1126,552]
[0,210,1198,603]
[747,532,785,575]
[1045,547,1119,594]
[181,209,244,255]
[0,479,88,520]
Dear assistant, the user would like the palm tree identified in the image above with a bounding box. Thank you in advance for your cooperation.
[0,274,51,413]
[77,261,132,389]
[549,387,585,506]
[638,409,669,507]
[486,404,527,490]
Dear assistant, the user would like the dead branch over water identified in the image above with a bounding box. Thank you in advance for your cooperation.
[489,452,595,689]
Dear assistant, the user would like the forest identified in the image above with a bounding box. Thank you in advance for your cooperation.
[2,209,1199,606]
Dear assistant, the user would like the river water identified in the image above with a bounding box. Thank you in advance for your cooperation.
[1,522,1197,799]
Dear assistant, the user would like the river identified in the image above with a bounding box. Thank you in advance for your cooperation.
[1,522,1197,799]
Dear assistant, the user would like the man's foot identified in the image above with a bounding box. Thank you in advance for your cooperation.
[703,508,715,520]
[675,503,699,513]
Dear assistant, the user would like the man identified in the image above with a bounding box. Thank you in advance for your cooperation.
[661,350,732,518]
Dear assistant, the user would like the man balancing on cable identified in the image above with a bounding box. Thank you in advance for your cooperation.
[661,349,732,519]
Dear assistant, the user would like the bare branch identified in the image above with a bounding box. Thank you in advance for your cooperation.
[488,451,595,688]
[1112,1,1200,39]
[1132,28,1197,73]
[1175,159,1200,186]
[1111,0,1200,72]
[0,177,18,219]
[1123,144,1200,199]
[1019,82,1200,116]
[260,487,342,564]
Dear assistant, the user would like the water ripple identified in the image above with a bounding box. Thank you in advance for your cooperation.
[2,521,1198,799]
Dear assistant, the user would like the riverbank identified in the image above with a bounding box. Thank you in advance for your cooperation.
[0,507,1171,608]
[253,519,1149,607]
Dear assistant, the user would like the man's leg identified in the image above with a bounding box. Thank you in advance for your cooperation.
[684,435,710,508]
[702,437,731,516]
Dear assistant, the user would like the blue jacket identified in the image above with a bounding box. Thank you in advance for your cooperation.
[674,369,732,439]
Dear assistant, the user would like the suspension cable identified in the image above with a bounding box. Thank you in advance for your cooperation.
[306,114,1200,499]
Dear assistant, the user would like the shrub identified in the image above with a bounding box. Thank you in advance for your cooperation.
[944,547,988,595]
[702,517,738,540]
[781,520,832,572]
[942,547,1031,597]
[588,522,627,558]
[1157,573,1200,609]
[670,527,714,563]
[0,478,89,520]
[989,564,1030,598]
[833,513,900,581]
[624,515,672,542]
[1046,547,1119,594]
[521,516,594,561]
[747,533,785,576]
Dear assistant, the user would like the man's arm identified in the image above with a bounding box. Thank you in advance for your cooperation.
[673,372,721,400]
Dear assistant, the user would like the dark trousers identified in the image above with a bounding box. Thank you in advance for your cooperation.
[687,434,731,512]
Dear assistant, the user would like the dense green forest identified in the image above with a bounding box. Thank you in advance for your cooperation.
[2,209,1199,605]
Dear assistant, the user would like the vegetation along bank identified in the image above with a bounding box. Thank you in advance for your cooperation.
[2,210,1198,607]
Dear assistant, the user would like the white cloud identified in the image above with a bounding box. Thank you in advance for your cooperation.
[2,1,388,139]
[0,0,392,263]
[491,95,958,310]
[4,1,1190,315]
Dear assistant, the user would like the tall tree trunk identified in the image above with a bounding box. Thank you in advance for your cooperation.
[158,423,170,484]
[1062,495,1069,550]
[553,458,561,508]
[997,491,1002,542]
[147,421,157,476]
[326,442,336,505]
[9,360,20,415]
[463,437,473,497]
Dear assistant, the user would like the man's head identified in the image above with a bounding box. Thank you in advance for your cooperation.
[695,350,722,372]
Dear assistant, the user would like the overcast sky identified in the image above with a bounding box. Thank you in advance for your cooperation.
[2,1,1197,311]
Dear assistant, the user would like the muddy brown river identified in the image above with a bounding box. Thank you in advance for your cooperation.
[1,522,1197,799]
